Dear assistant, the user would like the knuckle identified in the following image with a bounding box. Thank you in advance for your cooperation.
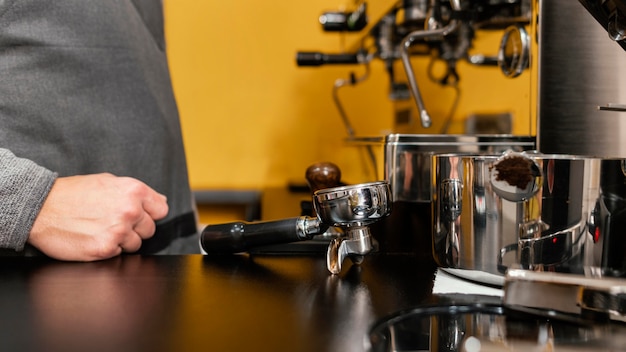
[115,203,143,222]
[86,240,120,260]
[142,220,157,238]
[122,177,148,196]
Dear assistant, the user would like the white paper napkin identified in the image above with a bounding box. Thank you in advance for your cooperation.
[433,268,504,297]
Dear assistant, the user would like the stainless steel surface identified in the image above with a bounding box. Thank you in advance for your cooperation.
[326,227,372,275]
[537,0,626,157]
[314,181,392,274]
[432,152,604,276]
[433,153,508,274]
[578,0,626,50]
[380,134,535,203]
[504,268,626,322]
[313,181,391,226]
[295,216,325,240]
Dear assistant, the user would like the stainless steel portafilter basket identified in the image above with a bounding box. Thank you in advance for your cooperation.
[314,181,392,273]
[200,181,392,274]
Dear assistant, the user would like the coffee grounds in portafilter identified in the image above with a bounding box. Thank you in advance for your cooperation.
[492,156,534,189]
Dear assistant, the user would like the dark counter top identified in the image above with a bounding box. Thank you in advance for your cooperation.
[0,253,439,352]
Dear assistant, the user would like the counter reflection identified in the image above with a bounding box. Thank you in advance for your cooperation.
[27,256,177,352]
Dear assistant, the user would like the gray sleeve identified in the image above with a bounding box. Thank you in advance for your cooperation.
[0,148,57,251]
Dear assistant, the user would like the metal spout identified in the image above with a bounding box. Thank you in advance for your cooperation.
[326,227,376,274]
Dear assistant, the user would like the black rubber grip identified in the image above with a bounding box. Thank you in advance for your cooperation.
[296,52,359,66]
[201,217,307,254]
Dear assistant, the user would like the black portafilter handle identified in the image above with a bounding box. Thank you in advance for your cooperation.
[296,52,360,66]
[200,216,328,254]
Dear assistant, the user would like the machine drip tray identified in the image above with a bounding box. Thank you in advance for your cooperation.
[368,294,626,352]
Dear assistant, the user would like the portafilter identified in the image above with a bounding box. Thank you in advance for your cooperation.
[200,181,392,274]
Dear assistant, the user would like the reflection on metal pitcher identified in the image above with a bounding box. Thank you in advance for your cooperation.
[433,152,626,278]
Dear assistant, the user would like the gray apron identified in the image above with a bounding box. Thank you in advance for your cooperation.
[0,0,198,253]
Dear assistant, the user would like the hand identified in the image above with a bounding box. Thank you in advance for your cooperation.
[28,173,169,261]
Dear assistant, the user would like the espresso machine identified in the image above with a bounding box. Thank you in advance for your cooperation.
[202,0,626,283]
[293,0,626,277]
[297,0,534,135]
[197,1,626,349]
[296,0,626,153]
[296,0,538,261]
[295,1,626,334]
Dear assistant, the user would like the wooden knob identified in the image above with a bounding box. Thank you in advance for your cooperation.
[305,162,341,192]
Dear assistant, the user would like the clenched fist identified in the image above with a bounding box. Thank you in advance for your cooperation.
[28,173,169,261]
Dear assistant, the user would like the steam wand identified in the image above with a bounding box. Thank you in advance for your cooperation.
[331,58,379,179]
[400,0,462,128]
[331,57,370,138]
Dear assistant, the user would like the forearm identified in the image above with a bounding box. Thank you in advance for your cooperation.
[0,148,56,251]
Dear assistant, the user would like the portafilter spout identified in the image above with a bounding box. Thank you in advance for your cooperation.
[314,181,392,274]
[200,181,392,274]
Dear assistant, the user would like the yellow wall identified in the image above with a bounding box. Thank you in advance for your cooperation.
[164,1,394,193]
[164,1,535,222]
